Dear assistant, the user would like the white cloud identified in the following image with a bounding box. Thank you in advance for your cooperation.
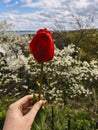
[20,0,34,7]
[6,1,19,7]
[71,0,90,9]
[3,0,11,3]
[21,0,32,2]
[1,0,98,30]
[21,0,42,8]
[15,1,18,5]
[42,0,62,9]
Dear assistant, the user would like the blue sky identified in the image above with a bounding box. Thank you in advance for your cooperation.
[0,0,41,13]
[0,0,98,31]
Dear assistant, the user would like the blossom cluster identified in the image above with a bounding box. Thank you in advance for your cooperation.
[0,21,98,104]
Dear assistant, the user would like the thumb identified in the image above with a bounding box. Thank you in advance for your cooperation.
[25,100,46,124]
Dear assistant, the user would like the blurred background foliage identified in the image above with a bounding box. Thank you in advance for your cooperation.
[0,18,98,129]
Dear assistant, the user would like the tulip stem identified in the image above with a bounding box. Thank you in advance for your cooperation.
[39,63,44,95]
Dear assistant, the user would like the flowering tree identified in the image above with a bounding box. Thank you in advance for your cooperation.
[28,44,98,104]
[0,21,98,117]
[0,20,31,97]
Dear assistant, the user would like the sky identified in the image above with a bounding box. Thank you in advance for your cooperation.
[0,0,98,31]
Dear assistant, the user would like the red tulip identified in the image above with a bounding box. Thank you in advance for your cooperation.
[29,28,54,63]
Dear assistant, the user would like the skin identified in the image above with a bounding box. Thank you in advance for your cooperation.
[3,95,46,130]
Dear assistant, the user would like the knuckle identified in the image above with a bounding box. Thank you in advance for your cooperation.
[37,101,42,107]
[8,103,15,110]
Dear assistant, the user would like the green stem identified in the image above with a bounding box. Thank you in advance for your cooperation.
[39,63,44,95]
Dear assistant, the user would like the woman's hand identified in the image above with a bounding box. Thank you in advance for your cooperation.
[3,95,46,130]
